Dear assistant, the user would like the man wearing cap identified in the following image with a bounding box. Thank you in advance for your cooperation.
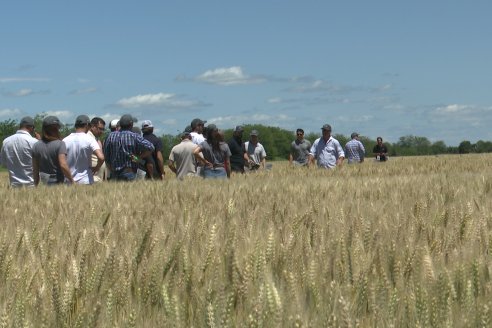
[168,128,198,180]
[227,125,246,173]
[109,119,120,132]
[63,115,105,184]
[87,117,106,181]
[32,116,74,185]
[244,130,267,171]
[103,114,154,181]
[289,128,311,167]
[190,118,206,145]
[0,116,39,187]
[345,132,365,164]
[309,124,345,169]
[141,120,165,180]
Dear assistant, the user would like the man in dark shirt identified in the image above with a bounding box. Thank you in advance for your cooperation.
[141,120,165,180]
[227,125,246,173]
[373,137,388,161]
[103,114,154,181]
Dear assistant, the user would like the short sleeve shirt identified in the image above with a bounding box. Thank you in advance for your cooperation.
[63,132,101,184]
[290,139,311,164]
[310,137,344,169]
[199,141,232,166]
[32,139,67,183]
[244,141,266,165]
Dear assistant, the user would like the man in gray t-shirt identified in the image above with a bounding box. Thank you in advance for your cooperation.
[168,131,198,180]
[289,128,311,166]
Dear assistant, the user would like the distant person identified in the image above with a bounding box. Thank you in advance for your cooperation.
[109,119,120,132]
[373,137,388,161]
[308,124,345,169]
[244,130,266,171]
[32,116,74,185]
[289,128,311,167]
[141,120,165,180]
[63,115,104,184]
[103,114,154,181]
[190,118,206,145]
[87,117,106,182]
[193,124,231,179]
[168,128,198,180]
[345,132,365,164]
[0,116,39,187]
[227,125,246,173]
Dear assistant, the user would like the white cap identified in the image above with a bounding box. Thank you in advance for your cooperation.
[110,119,119,129]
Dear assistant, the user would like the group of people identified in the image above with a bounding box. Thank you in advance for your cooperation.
[0,114,388,187]
[288,124,388,167]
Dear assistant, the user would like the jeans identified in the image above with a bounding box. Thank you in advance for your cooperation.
[113,170,137,181]
[203,167,227,179]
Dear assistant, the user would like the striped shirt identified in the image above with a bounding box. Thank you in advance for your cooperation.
[103,130,154,172]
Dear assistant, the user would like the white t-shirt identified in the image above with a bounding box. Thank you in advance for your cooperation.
[63,132,100,184]
[190,132,205,145]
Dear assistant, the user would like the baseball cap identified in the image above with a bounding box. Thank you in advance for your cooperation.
[234,125,244,132]
[351,132,359,139]
[20,116,34,127]
[119,114,133,128]
[250,129,259,136]
[75,115,90,125]
[42,116,61,127]
[141,120,153,129]
[191,118,206,129]
[321,124,332,131]
[110,119,119,129]
[207,124,218,131]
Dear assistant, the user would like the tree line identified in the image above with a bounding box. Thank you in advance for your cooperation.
[1,117,491,161]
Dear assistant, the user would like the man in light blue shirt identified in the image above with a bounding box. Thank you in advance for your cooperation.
[0,116,39,187]
[308,124,345,169]
[345,132,365,164]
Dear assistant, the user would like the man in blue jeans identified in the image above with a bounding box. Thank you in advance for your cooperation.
[103,114,154,181]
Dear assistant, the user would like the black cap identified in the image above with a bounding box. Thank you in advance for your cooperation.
[184,125,192,133]
[119,114,134,128]
[250,129,259,136]
[20,116,34,127]
[75,115,90,125]
[351,132,359,139]
[207,124,218,131]
[191,118,206,129]
[321,124,332,131]
[42,116,61,127]
[234,125,244,132]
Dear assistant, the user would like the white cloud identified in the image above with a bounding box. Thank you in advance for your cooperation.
[116,92,206,109]
[13,89,34,97]
[77,78,90,83]
[45,110,73,121]
[161,119,177,125]
[0,108,22,118]
[435,104,469,114]
[267,97,282,104]
[0,77,50,83]
[207,113,295,126]
[195,66,265,86]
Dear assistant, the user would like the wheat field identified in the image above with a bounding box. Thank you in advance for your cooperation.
[0,154,491,327]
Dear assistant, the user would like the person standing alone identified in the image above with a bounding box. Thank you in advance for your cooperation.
[345,132,365,164]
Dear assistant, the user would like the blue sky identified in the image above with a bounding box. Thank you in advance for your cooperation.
[1,1,491,145]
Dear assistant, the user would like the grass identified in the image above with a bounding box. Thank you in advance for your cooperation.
[0,154,491,327]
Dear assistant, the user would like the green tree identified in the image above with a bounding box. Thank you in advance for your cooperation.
[431,140,447,154]
[458,140,473,154]
[0,119,18,144]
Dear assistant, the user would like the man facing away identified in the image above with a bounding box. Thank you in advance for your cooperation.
[309,124,345,169]
[168,129,198,180]
[63,115,105,184]
[227,125,246,173]
[244,130,266,171]
[103,114,154,181]
[141,120,165,180]
[289,128,311,167]
[0,116,39,187]
[345,132,365,164]
[87,117,106,181]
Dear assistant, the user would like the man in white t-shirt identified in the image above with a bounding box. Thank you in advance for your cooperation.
[63,115,104,184]
[190,118,206,145]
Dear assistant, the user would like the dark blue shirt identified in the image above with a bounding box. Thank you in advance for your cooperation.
[103,130,154,172]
